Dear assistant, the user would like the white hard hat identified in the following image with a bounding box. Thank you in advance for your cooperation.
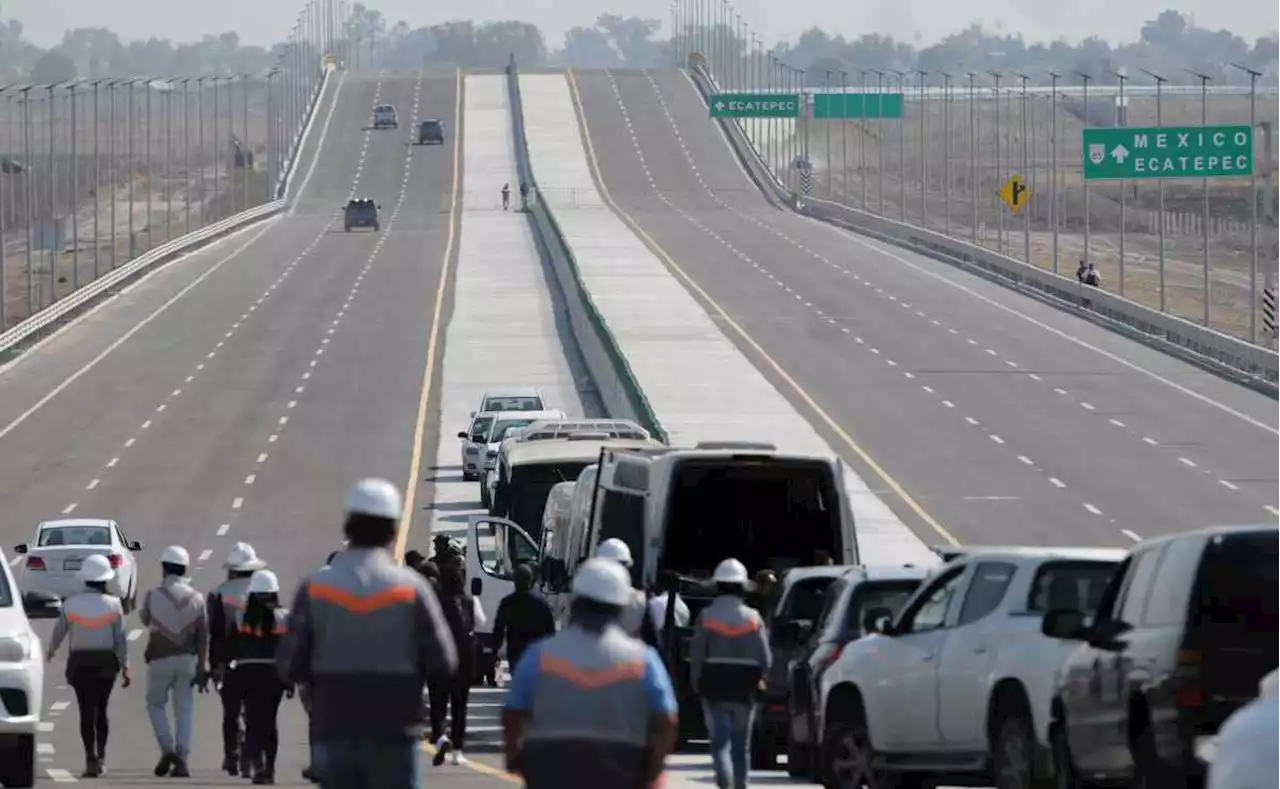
[571,558,634,607]
[247,569,280,595]
[160,545,190,566]
[78,554,115,584]
[345,477,402,520]
[595,537,634,568]
[712,557,750,586]
[224,542,267,572]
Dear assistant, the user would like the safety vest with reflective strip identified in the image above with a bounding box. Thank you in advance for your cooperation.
[689,595,771,704]
[232,607,288,665]
[53,591,128,665]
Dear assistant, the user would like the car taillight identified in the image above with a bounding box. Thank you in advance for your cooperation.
[107,554,124,569]
[24,556,45,571]
[1173,649,1204,709]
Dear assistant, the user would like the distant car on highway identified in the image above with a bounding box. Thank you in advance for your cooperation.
[372,104,398,129]
[343,198,380,232]
[0,545,59,788]
[417,119,445,145]
[470,388,546,418]
[13,519,144,612]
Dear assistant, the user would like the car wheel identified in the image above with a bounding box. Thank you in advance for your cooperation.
[1,733,36,787]
[993,707,1045,789]
[1049,721,1083,789]
[821,709,918,789]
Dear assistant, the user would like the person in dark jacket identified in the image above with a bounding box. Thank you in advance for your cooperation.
[430,565,484,766]
[230,570,292,785]
[491,564,555,681]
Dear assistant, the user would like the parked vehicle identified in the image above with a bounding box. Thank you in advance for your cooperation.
[0,546,60,788]
[14,519,144,612]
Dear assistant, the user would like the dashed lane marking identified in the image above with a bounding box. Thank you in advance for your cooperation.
[198,549,212,562]
[216,524,230,536]
[1121,529,1143,542]
[45,768,76,783]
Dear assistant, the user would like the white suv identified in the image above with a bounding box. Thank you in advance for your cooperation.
[816,546,1125,789]
[0,547,61,787]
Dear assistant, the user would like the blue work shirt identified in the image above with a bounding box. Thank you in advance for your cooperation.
[506,640,677,716]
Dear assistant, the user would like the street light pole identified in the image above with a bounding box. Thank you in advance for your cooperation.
[20,86,32,315]
[145,80,153,254]
[988,70,1003,255]
[914,68,927,227]
[242,73,250,210]
[1187,70,1213,327]
[46,83,57,304]
[181,78,192,235]
[69,82,79,292]
[1076,70,1092,263]
[1231,62,1262,343]
[1018,73,1030,265]
[1139,69,1167,310]
[91,80,101,280]
[1108,70,1128,296]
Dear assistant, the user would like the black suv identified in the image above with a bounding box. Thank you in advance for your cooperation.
[1044,524,1278,787]
[343,198,380,232]
[417,119,445,145]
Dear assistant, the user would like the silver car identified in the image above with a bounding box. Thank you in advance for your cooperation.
[458,412,497,481]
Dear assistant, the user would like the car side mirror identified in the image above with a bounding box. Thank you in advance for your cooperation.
[864,606,894,635]
[470,577,482,596]
[1041,608,1089,640]
[12,544,27,555]
[129,541,144,551]
[456,430,468,439]
[22,590,61,619]
[377,204,383,210]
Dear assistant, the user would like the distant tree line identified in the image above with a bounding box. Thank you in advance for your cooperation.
[0,6,1273,87]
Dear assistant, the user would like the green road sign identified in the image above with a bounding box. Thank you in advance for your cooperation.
[813,93,904,120]
[709,93,799,118]
[1081,125,1254,180]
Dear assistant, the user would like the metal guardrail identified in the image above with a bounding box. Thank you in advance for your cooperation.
[688,64,1280,396]
[505,58,669,442]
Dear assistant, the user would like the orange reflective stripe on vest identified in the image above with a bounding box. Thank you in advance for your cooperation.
[307,581,416,614]
[67,611,120,629]
[538,651,645,689]
[236,623,287,635]
[700,618,760,638]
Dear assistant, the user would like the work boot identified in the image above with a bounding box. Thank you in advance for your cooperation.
[154,752,176,777]
[223,755,239,776]
[171,755,191,778]
[82,759,102,778]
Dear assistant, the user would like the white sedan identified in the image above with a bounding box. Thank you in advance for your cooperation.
[13,519,143,613]
[0,546,56,788]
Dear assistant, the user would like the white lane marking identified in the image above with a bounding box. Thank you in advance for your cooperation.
[1083,503,1102,515]
[1121,529,1143,542]
[1048,477,1066,488]
[964,416,979,425]
[45,768,76,782]
[37,743,54,754]
[941,400,954,408]
[1017,455,1033,465]
[257,453,268,463]
[155,404,166,413]
[0,223,277,444]
[171,389,182,397]
[287,400,298,409]
[216,524,230,536]
[198,549,212,562]
[1053,388,1068,395]
[1219,480,1239,490]
[268,434,278,443]
[37,722,54,732]
[244,474,256,485]
[106,457,118,468]
[49,701,69,712]
[1265,505,1280,517]
[124,437,136,448]
[985,348,997,356]
[1142,436,1158,445]
[989,434,1005,444]
[232,497,244,509]
[1080,402,1095,411]
[1178,457,1197,467]
[1027,373,1041,381]
[86,479,99,490]
[127,629,143,641]
[61,503,77,514]
[290,70,348,210]
[141,420,152,429]
[278,416,289,425]
[1109,418,1126,427]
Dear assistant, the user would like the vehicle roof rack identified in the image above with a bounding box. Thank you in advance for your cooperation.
[693,440,777,451]
[565,431,614,441]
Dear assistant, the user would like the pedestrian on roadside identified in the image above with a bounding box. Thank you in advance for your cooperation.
[491,563,555,684]
[431,564,486,765]
[1084,263,1101,287]
[139,545,208,778]
[233,570,292,785]
[45,555,131,778]
[1076,259,1088,284]
[279,478,459,789]
[208,541,269,777]
[501,182,511,210]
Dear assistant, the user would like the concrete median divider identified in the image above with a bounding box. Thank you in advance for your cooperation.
[505,57,668,441]
[686,63,1280,397]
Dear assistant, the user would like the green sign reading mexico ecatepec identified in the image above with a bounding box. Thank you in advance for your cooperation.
[1082,125,1254,180]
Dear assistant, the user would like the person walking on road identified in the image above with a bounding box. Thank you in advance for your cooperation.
[501,558,678,788]
[208,541,269,776]
[431,564,486,765]
[690,558,772,789]
[490,563,555,686]
[139,545,209,778]
[594,538,648,637]
[279,478,459,789]
[233,570,292,785]
[45,554,131,778]
[501,182,511,210]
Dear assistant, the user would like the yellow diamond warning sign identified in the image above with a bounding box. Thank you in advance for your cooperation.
[998,174,1030,215]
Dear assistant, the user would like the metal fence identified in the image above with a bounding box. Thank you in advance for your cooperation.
[0,0,351,332]
[670,0,1280,345]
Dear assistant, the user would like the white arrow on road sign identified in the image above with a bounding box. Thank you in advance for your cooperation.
[714,101,725,111]
[1110,144,1130,164]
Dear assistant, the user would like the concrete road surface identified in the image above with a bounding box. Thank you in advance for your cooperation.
[566,67,1278,551]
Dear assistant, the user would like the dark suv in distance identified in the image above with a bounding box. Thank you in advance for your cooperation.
[1044,524,1278,788]
[343,198,380,232]
[417,119,445,145]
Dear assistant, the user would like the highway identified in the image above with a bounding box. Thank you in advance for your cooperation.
[0,66,505,786]
[566,67,1279,550]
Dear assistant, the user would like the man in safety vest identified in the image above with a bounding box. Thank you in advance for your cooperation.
[501,558,677,788]
[279,477,459,789]
[593,538,648,637]
[208,541,269,776]
[139,545,208,778]
[689,558,772,789]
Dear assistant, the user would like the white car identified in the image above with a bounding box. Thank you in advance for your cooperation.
[0,546,59,788]
[470,388,546,418]
[476,410,566,507]
[13,519,144,613]
[458,412,498,481]
[816,545,1124,789]
[372,104,398,129]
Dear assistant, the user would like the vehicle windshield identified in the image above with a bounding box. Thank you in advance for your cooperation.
[507,461,590,540]
[779,575,839,624]
[468,416,495,441]
[844,580,921,634]
[489,419,534,443]
[38,525,111,547]
[1027,561,1119,614]
[483,396,542,412]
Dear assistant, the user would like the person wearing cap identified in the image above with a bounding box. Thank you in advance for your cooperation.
[690,558,772,789]
[231,570,292,785]
[208,541,269,776]
[45,554,131,778]
[278,477,459,789]
[594,538,648,637]
[502,558,677,788]
[138,545,208,778]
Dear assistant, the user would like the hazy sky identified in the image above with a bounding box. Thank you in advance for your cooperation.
[8,0,1274,51]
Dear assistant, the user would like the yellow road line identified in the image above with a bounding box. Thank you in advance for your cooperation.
[397,67,465,560]
[564,68,958,547]
[419,742,521,784]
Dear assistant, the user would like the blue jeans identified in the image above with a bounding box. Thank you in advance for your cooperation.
[318,739,420,789]
[702,701,755,789]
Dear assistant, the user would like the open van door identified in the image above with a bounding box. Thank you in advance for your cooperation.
[833,456,860,564]
[589,449,658,589]
[466,516,539,637]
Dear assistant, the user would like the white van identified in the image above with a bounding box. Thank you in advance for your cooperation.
[484,420,650,510]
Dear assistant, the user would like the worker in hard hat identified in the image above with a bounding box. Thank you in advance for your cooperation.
[690,558,771,789]
[279,478,459,788]
[502,558,677,787]
[301,547,343,784]
[593,538,648,637]
[231,569,292,785]
[138,545,208,778]
[208,541,268,777]
[45,554,131,778]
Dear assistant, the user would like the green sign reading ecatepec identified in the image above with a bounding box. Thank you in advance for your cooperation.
[1081,125,1254,180]
[709,93,799,118]
[813,92,904,120]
